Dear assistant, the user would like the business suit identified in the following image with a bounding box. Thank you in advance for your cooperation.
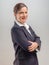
[11,22,41,65]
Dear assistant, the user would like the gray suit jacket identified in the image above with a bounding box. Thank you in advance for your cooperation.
[11,22,41,65]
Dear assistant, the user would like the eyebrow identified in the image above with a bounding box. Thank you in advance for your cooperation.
[19,11,28,13]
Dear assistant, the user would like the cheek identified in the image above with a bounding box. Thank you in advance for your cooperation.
[26,14,28,18]
[17,14,21,19]
[19,14,23,17]
[25,13,28,17]
[15,15,20,21]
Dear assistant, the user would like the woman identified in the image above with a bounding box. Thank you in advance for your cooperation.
[11,3,41,65]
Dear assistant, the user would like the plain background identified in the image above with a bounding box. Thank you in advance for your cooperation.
[0,0,49,65]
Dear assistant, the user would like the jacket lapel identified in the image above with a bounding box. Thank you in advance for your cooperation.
[21,26,35,42]
[14,22,35,42]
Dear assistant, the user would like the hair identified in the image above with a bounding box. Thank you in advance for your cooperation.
[13,3,28,14]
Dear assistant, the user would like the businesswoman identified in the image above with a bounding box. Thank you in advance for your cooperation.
[11,3,41,65]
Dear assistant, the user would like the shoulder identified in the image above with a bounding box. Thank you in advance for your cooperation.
[11,26,23,34]
[11,26,16,32]
[11,22,23,31]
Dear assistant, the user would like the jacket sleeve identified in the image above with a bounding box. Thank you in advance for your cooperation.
[11,27,32,51]
[34,33,41,51]
[30,26,41,51]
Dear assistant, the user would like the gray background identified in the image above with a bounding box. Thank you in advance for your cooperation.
[0,0,49,65]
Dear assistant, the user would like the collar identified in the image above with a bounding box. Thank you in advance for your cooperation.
[15,20,29,29]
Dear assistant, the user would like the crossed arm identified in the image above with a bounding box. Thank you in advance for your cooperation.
[11,27,41,52]
[28,41,39,52]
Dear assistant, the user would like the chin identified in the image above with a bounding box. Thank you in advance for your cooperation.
[22,21,26,24]
[22,20,26,23]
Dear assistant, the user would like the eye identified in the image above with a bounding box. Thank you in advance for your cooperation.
[19,12,23,14]
[25,12,27,14]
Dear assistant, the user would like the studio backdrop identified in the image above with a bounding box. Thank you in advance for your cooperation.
[0,0,49,65]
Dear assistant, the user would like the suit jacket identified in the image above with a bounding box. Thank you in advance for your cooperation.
[11,22,41,65]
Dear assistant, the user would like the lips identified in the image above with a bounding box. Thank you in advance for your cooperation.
[22,17,26,20]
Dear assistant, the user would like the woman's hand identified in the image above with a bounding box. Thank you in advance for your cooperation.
[28,41,38,52]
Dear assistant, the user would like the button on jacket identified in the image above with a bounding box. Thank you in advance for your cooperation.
[11,22,41,65]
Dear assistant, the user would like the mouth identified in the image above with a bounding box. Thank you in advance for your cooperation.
[22,17,26,20]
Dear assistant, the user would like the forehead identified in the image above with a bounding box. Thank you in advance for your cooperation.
[19,7,28,12]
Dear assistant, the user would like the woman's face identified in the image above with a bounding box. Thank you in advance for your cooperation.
[14,7,28,24]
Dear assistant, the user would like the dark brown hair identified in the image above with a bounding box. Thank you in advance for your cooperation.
[13,3,28,14]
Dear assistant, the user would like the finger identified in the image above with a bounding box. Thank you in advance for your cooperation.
[29,48,35,52]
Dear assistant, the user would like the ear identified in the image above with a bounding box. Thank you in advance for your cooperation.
[14,13,16,16]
